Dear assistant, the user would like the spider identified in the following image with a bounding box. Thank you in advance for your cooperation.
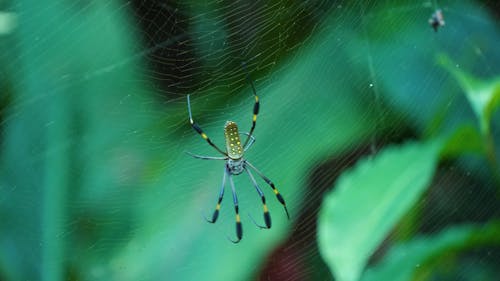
[186,80,289,244]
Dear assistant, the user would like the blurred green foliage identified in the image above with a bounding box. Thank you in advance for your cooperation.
[362,222,500,281]
[0,0,499,281]
[438,54,500,136]
[317,1,500,281]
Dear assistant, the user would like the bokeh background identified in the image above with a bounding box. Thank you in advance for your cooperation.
[1,0,500,280]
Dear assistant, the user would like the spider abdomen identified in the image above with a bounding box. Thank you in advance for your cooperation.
[224,121,243,159]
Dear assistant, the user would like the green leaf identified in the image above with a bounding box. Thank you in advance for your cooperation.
[318,140,443,281]
[361,222,500,281]
[440,124,485,159]
[438,54,500,135]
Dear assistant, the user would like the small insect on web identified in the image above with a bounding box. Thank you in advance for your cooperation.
[186,73,290,244]
[429,9,445,32]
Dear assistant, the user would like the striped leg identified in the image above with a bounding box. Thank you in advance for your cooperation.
[245,161,290,219]
[245,167,271,229]
[227,173,243,243]
[242,71,259,149]
[205,166,228,223]
[187,95,227,156]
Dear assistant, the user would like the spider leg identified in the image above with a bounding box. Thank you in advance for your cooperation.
[204,166,228,223]
[244,166,271,229]
[187,95,228,156]
[241,64,259,149]
[227,171,243,243]
[185,151,228,160]
[245,161,290,220]
[240,132,255,151]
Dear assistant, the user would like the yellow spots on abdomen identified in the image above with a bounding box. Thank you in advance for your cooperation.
[224,121,243,159]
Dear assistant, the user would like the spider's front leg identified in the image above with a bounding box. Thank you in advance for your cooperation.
[245,166,271,229]
[187,95,227,156]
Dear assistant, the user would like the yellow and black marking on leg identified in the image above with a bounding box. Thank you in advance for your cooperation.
[252,95,260,120]
[270,183,290,220]
[262,200,272,228]
[253,172,290,220]
[206,202,222,223]
[246,161,290,220]
[186,95,227,156]
[228,206,243,244]
[227,173,243,243]
[205,167,227,224]
[243,91,259,148]
[245,166,272,229]
[236,212,243,241]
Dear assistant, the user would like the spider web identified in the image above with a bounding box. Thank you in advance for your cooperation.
[1,0,499,281]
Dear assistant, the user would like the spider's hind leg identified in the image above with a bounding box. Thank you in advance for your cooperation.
[245,161,290,220]
[244,166,271,229]
[228,172,243,243]
[204,167,228,223]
